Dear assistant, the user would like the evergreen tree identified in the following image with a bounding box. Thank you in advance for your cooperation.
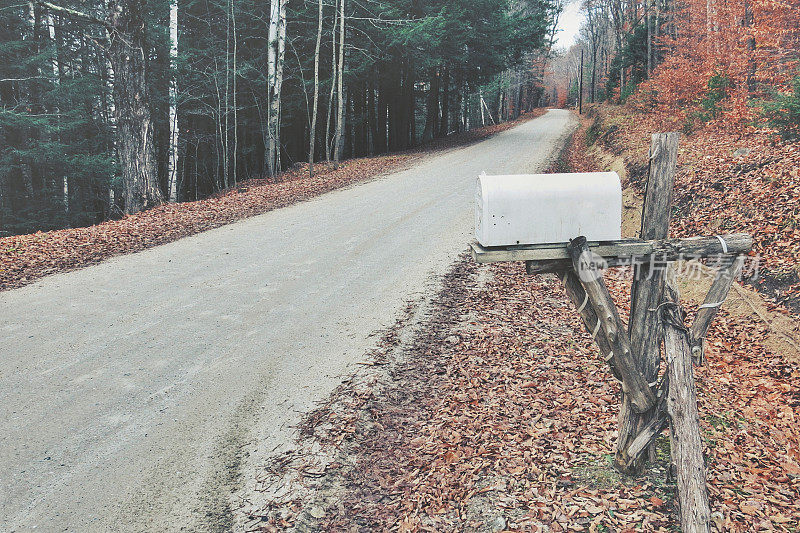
[0,0,557,235]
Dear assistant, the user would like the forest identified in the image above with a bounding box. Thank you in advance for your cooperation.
[553,0,798,128]
[0,0,562,235]
[2,0,800,529]
[1,0,797,235]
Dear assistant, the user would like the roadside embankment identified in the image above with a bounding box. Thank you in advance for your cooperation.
[247,110,800,531]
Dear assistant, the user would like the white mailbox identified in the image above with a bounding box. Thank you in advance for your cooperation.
[475,172,622,247]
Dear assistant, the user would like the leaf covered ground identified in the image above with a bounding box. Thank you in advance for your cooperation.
[589,105,800,314]
[250,259,800,531]
[248,108,800,531]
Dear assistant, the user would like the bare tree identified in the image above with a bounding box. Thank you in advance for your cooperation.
[40,0,165,214]
[308,0,323,177]
[168,0,179,202]
[266,0,287,177]
[332,0,345,169]
[325,0,338,162]
[107,0,163,212]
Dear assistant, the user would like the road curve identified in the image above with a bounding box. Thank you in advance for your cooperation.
[0,109,577,531]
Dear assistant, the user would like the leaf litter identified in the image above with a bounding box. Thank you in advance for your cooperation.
[244,108,800,531]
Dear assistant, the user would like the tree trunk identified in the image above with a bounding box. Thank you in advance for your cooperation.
[591,41,597,102]
[231,0,238,185]
[646,0,652,76]
[108,0,163,214]
[367,71,376,153]
[20,0,38,201]
[267,0,286,177]
[423,68,439,142]
[167,0,179,202]
[439,66,449,137]
[743,0,756,94]
[325,0,338,162]
[375,65,388,152]
[47,12,66,215]
[479,89,486,126]
[308,0,323,176]
[223,0,230,189]
[409,83,416,146]
[333,0,345,168]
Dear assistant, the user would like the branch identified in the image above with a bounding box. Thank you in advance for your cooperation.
[0,76,51,82]
[36,0,110,30]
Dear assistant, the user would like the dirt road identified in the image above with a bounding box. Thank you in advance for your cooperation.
[0,109,577,531]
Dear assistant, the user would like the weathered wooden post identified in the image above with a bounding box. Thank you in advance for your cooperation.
[663,267,713,532]
[618,133,679,474]
[567,237,656,412]
[690,255,745,364]
[470,137,752,531]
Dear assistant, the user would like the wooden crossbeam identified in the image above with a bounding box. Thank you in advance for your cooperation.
[470,233,752,268]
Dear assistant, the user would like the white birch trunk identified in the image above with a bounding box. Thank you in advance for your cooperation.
[231,0,238,184]
[266,0,278,176]
[479,90,485,126]
[324,0,338,162]
[46,13,68,213]
[275,0,286,174]
[332,0,345,168]
[266,0,286,177]
[167,0,179,202]
[308,0,323,177]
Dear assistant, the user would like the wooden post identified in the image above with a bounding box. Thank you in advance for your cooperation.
[665,267,712,532]
[567,237,656,413]
[578,49,584,115]
[617,132,679,474]
[690,255,745,364]
[558,270,622,381]
[632,133,680,381]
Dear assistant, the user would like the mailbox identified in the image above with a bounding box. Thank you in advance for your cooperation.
[475,172,622,247]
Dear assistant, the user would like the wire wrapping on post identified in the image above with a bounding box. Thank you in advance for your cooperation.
[714,234,729,254]
[655,301,690,340]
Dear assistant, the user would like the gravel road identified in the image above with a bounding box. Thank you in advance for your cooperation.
[0,109,577,531]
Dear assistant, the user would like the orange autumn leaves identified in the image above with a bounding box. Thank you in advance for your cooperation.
[631,0,799,126]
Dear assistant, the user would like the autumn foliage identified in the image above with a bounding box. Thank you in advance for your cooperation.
[632,0,800,126]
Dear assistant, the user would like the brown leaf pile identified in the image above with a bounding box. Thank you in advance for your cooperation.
[251,257,800,531]
[0,155,412,290]
[590,105,800,313]
[0,157,412,291]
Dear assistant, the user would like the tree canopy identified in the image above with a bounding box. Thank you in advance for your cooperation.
[0,0,560,235]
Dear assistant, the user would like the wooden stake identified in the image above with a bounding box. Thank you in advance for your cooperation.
[690,255,745,364]
[617,132,679,474]
[558,269,622,381]
[665,267,712,533]
[567,237,656,413]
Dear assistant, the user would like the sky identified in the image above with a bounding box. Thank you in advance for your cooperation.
[554,1,585,49]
